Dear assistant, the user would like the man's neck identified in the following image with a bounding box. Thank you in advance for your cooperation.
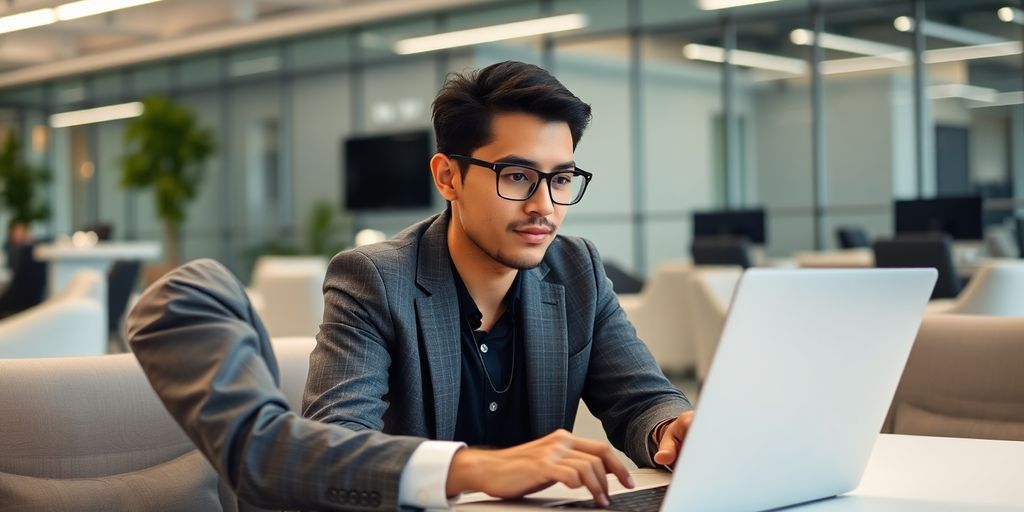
[448,220,517,332]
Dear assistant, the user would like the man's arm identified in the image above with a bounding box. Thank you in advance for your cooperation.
[302,250,395,431]
[127,259,423,511]
[577,240,694,468]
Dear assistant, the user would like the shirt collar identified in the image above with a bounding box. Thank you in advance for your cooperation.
[451,264,522,330]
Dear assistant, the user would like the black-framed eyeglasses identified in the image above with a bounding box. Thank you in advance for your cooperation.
[448,154,593,206]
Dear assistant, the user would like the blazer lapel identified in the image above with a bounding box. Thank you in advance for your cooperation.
[414,211,461,440]
[521,264,568,437]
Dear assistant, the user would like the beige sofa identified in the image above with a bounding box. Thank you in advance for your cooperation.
[0,337,315,511]
[883,314,1024,441]
[0,269,107,359]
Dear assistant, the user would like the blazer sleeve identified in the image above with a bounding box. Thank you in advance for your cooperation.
[126,259,423,511]
[577,241,693,468]
[302,249,396,433]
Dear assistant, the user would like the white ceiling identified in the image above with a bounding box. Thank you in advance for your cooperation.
[0,0,499,87]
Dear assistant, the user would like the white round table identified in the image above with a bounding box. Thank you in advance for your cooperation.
[33,242,162,296]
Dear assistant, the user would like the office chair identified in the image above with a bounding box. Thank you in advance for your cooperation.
[836,226,870,249]
[691,236,754,269]
[602,260,645,294]
[1016,217,1024,260]
[872,234,960,300]
[107,260,141,348]
[0,243,48,319]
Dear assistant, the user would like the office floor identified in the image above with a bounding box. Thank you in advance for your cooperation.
[572,375,699,469]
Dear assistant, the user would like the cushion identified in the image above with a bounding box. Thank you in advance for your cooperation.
[894,402,1024,442]
[0,450,222,512]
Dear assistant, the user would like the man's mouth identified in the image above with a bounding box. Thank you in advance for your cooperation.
[513,225,554,244]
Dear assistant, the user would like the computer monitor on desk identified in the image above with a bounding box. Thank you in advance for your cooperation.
[691,209,765,267]
[692,208,766,244]
[894,196,983,241]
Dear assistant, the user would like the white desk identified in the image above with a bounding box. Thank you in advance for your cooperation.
[455,435,1024,511]
[34,242,161,296]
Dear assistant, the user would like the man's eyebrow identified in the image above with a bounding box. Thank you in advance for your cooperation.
[496,154,577,169]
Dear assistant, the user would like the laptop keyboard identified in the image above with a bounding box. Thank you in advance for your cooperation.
[555,485,668,512]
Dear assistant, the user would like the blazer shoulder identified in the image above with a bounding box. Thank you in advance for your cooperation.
[542,234,603,284]
[327,212,440,276]
[546,234,600,265]
[324,238,416,287]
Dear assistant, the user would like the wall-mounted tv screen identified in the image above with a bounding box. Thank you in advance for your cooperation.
[344,130,433,210]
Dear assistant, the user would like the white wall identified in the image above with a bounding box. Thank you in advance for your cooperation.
[291,70,351,239]
[753,70,915,254]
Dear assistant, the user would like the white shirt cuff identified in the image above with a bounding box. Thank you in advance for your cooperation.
[398,440,466,509]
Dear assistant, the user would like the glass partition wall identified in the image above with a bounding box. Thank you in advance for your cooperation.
[0,0,1021,276]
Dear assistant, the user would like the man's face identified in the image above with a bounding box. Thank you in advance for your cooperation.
[449,112,576,270]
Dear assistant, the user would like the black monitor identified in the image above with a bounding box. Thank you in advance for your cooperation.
[693,208,766,244]
[344,131,433,210]
[894,196,983,240]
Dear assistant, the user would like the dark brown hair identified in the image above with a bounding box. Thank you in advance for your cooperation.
[432,61,592,176]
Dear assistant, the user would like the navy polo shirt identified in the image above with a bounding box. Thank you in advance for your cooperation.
[451,267,531,447]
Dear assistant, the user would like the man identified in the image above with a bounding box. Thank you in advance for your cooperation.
[4,219,31,270]
[304,61,694,508]
[127,258,636,511]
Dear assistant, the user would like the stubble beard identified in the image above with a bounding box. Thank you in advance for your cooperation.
[465,227,547,270]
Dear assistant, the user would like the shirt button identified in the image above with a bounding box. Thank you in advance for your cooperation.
[489,401,498,412]
[480,343,489,353]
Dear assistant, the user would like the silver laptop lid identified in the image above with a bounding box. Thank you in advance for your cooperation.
[664,268,936,511]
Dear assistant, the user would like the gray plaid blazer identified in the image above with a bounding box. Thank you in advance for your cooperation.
[303,210,691,467]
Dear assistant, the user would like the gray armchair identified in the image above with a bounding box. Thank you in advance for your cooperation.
[883,314,1024,441]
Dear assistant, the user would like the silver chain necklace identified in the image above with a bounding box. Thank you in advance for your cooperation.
[465,313,516,394]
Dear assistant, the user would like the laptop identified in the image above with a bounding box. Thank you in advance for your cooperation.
[553,268,937,512]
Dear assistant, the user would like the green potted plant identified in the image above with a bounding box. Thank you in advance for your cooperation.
[243,200,352,281]
[0,131,50,230]
[120,96,216,268]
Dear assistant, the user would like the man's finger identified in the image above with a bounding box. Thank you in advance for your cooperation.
[545,464,583,490]
[566,452,609,497]
[569,437,634,489]
[563,458,609,507]
[653,420,680,466]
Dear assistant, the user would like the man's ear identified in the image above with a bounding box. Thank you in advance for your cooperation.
[430,153,459,202]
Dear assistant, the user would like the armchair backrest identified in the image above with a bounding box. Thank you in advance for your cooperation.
[0,270,106,358]
[884,314,1024,441]
[250,256,328,338]
[946,261,1024,317]
[688,266,743,383]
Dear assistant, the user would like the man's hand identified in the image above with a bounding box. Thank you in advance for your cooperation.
[445,429,634,507]
[653,410,695,467]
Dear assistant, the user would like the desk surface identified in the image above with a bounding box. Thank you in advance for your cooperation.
[454,434,1024,511]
